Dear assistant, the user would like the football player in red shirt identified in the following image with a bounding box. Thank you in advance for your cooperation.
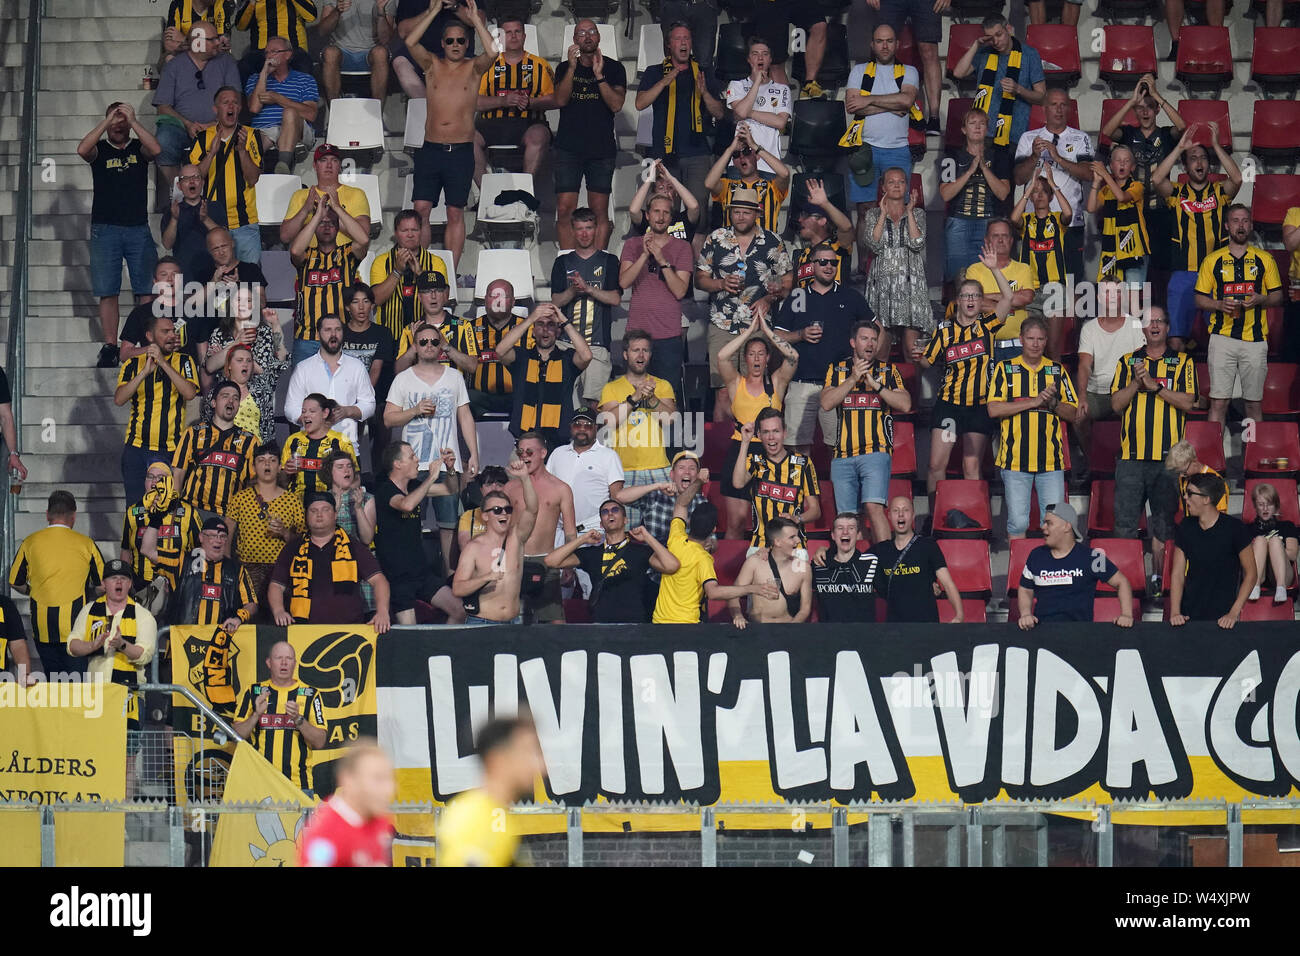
[298,740,396,867]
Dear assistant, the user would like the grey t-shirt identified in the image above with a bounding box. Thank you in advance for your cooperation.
[154,52,241,123]
[324,0,379,53]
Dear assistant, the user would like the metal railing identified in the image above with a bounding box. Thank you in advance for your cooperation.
[3,0,41,585]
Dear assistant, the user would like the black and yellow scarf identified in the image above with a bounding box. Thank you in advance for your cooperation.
[288,527,359,620]
[973,39,1022,147]
[839,61,924,148]
[1098,175,1149,281]
[662,55,703,155]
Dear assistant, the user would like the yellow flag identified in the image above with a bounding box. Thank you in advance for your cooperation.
[839,120,864,148]
[208,741,317,867]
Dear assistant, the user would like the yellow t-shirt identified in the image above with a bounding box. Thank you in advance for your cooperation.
[598,376,676,473]
[458,508,487,540]
[652,517,717,625]
[1285,207,1300,282]
[436,789,520,867]
[283,184,371,249]
[963,259,1038,340]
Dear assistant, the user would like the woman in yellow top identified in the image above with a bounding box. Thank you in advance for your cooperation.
[1087,146,1150,285]
[715,313,797,538]
[225,442,304,612]
[280,395,361,498]
[1164,439,1229,514]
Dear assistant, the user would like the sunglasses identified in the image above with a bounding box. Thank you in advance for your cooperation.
[444,36,468,46]
[599,505,623,516]
[812,258,837,266]
[732,148,755,158]
[417,338,439,346]
[484,505,515,515]
[195,70,206,90]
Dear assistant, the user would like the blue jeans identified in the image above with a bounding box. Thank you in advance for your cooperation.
[154,119,193,167]
[944,217,989,282]
[293,338,320,365]
[1113,261,1147,286]
[122,445,172,503]
[231,223,262,264]
[463,614,523,626]
[90,223,158,298]
[848,145,913,204]
[1001,468,1064,537]
[831,453,892,509]
[1167,270,1198,340]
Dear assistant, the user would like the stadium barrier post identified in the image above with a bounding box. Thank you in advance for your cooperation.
[945,819,961,866]
[867,810,892,867]
[901,809,915,867]
[1227,804,1243,868]
[831,806,849,866]
[966,807,983,867]
[566,807,583,867]
[700,807,716,867]
[168,805,187,867]
[1035,818,1048,867]
[39,807,55,867]
[1096,806,1113,867]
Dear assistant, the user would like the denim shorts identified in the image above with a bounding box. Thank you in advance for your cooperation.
[848,145,913,205]
[463,614,524,626]
[339,47,373,72]
[90,223,158,298]
[154,119,194,168]
[831,452,892,509]
[552,146,616,195]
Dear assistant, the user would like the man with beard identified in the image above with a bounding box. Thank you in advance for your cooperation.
[547,409,671,534]
[550,208,622,408]
[619,195,693,399]
[495,303,593,447]
[502,432,576,625]
[170,380,257,517]
[465,278,527,417]
[281,144,372,251]
[189,85,263,263]
[166,517,258,630]
[454,456,539,626]
[598,332,678,525]
[790,179,854,288]
[369,210,450,341]
[543,500,679,623]
[704,122,790,234]
[284,315,377,449]
[394,270,477,376]
[289,194,369,364]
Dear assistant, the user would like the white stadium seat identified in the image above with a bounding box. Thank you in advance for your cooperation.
[477,172,538,245]
[474,250,534,302]
[637,23,663,77]
[403,98,426,155]
[325,98,384,165]
[260,250,297,308]
[429,248,459,302]
[348,173,384,239]
[254,174,302,226]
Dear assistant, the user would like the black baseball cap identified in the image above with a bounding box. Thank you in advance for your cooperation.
[416,270,449,291]
[201,516,228,533]
[103,559,134,581]
[570,409,597,426]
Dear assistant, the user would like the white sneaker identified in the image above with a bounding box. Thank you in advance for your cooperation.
[1275,585,1288,604]
[1249,584,1261,601]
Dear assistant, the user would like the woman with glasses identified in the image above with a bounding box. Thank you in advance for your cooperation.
[862,167,931,362]
[204,284,289,441]
[225,442,304,617]
[324,449,378,617]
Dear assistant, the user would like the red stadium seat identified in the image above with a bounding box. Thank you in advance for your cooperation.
[805,491,832,532]
[706,599,732,623]
[1251,27,1300,88]
[1087,421,1122,479]
[712,539,750,587]
[1241,597,1296,621]
[700,421,730,474]
[896,23,919,68]
[1269,308,1286,358]
[1243,478,1300,524]
[1251,101,1300,162]
[1098,27,1158,86]
[945,24,984,81]
[1098,98,1137,149]
[1093,596,1125,622]
[1174,26,1233,91]
[933,480,993,537]
[909,173,925,210]
[702,480,728,536]
[1244,421,1300,478]
[807,539,831,564]
[895,362,920,417]
[563,598,591,623]
[1027,25,1082,87]
[1027,98,1081,134]
[1263,364,1300,418]
[1186,419,1226,474]
[809,439,831,485]
[939,598,988,623]
[891,421,917,478]
[937,539,992,598]
[413,600,438,624]
[1250,175,1300,240]
[1087,479,1148,536]
[1189,361,1210,418]
[1177,100,1232,150]
[1088,537,1146,595]
[1006,536,1039,596]
[944,96,974,153]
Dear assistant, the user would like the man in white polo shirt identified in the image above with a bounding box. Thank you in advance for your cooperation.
[1013,88,1093,281]
[1073,281,1147,474]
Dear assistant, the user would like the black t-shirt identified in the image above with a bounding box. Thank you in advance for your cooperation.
[1175,513,1254,621]
[774,283,874,382]
[554,57,628,159]
[947,145,1012,219]
[0,593,28,672]
[1112,125,1176,213]
[0,365,11,405]
[549,250,621,349]
[120,302,210,359]
[813,550,880,622]
[1021,542,1118,623]
[870,535,947,623]
[343,322,397,400]
[375,477,428,581]
[90,138,151,226]
[574,538,654,623]
[160,201,215,281]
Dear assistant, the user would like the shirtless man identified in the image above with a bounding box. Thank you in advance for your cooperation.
[505,431,577,624]
[405,0,499,258]
[452,454,538,625]
[728,516,811,628]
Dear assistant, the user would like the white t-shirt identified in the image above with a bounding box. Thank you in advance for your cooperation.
[724,79,791,174]
[1014,126,1093,228]
[845,61,919,150]
[1077,316,1148,394]
[386,365,470,471]
[547,440,625,532]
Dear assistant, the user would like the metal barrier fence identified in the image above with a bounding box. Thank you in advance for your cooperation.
[2,798,1297,867]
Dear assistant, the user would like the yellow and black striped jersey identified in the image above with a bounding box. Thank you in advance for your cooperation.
[467,314,534,394]
[396,311,480,368]
[1111,347,1197,462]
[1097,176,1150,281]
[9,526,105,645]
[171,424,257,515]
[1168,181,1229,273]
[188,127,260,228]
[793,239,851,287]
[924,312,1005,407]
[369,249,449,341]
[118,351,200,452]
[742,452,820,548]
[1017,212,1066,287]
[823,360,903,458]
[122,499,203,587]
[296,246,360,342]
[235,678,326,791]
[1195,245,1283,342]
[711,176,789,234]
[989,355,1077,472]
[281,430,359,497]
[167,0,234,35]
[234,0,317,50]
[478,52,555,121]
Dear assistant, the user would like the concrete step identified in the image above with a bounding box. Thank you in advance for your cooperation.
[19,396,128,427]
[22,450,121,483]
[13,508,123,542]
[21,421,128,455]
[1,90,154,116]
[25,314,110,344]
[6,64,158,91]
[1,216,94,241]
[9,40,159,66]
[41,15,162,42]
[16,482,128,508]
[25,367,121,398]
[24,341,112,367]
[46,0,167,18]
